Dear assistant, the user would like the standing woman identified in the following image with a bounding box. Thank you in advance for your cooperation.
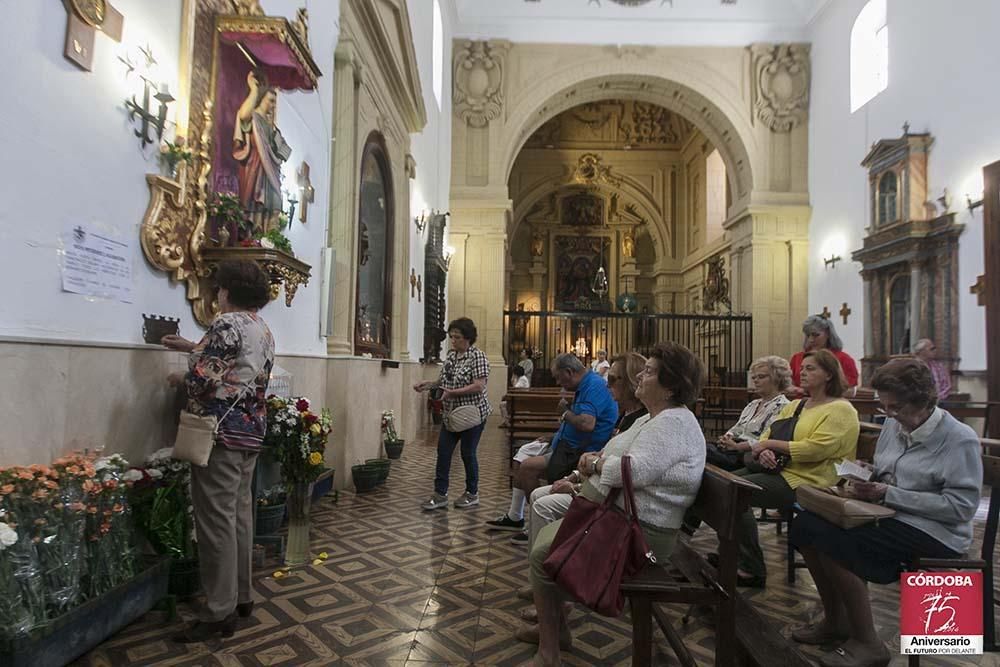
[788,315,859,397]
[163,260,275,642]
[414,317,491,511]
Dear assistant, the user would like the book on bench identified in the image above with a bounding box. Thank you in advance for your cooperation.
[834,460,873,482]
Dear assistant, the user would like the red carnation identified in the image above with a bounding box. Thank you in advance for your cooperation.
[304,412,318,424]
[295,398,310,412]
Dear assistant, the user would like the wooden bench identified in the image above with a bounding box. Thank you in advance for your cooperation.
[621,464,812,666]
[504,389,563,454]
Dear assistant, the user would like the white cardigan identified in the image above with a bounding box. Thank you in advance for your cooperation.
[590,408,706,530]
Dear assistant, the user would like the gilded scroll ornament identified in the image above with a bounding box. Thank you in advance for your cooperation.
[453,40,507,128]
[751,43,810,133]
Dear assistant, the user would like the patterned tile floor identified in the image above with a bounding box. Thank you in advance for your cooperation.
[74,418,998,666]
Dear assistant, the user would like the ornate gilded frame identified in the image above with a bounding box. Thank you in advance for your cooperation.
[139,0,320,326]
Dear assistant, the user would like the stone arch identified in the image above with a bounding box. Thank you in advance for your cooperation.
[500,74,756,212]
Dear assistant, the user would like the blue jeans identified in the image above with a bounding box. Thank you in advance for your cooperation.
[434,422,485,496]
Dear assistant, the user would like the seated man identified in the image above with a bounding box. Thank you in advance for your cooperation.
[485,353,618,534]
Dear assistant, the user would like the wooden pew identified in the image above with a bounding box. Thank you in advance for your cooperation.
[621,465,812,666]
[504,389,563,461]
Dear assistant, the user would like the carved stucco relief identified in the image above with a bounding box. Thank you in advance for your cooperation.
[750,43,810,133]
[453,40,508,128]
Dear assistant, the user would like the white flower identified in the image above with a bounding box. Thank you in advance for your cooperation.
[148,447,173,464]
[148,468,164,480]
[0,523,17,549]
[123,469,143,483]
[95,457,111,472]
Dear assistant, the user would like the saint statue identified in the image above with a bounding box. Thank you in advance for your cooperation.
[622,228,635,259]
[531,231,545,257]
[234,71,292,234]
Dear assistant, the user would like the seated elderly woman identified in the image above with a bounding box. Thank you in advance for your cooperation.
[513,352,648,616]
[520,342,706,667]
[708,355,791,471]
[734,348,859,587]
[790,358,982,667]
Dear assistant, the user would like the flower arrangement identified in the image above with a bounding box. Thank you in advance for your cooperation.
[263,396,332,484]
[257,485,287,508]
[207,191,253,246]
[0,451,139,639]
[259,228,293,254]
[158,137,193,175]
[381,410,401,445]
[127,448,195,561]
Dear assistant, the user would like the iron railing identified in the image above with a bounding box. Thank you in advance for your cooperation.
[504,310,753,386]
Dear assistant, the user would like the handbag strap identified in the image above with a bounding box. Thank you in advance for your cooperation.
[214,382,252,433]
[616,456,641,521]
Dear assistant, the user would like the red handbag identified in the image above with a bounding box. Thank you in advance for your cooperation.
[542,456,655,617]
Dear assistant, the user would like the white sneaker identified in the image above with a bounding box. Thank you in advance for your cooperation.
[454,492,480,509]
[421,493,448,511]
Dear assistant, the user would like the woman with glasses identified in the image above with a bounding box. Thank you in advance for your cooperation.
[708,356,791,470]
[413,317,491,511]
[790,358,981,667]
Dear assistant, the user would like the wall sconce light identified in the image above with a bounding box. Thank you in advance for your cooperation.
[824,254,842,270]
[967,193,984,214]
[443,245,455,271]
[122,45,174,150]
[414,212,427,234]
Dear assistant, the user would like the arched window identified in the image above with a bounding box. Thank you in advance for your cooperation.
[877,171,898,225]
[432,0,444,109]
[850,0,888,113]
[355,133,394,358]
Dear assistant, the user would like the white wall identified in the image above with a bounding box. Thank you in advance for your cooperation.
[808,0,993,371]
[406,0,455,360]
[0,0,338,357]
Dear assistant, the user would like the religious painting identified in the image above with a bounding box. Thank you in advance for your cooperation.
[210,28,316,241]
[354,134,394,358]
[553,236,611,311]
[560,193,604,227]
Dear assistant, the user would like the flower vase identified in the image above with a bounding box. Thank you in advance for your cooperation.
[284,482,313,567]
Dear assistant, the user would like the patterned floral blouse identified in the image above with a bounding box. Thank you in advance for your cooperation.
[438,345,492,425]
[724,393,789,444]
[185,311,275,452]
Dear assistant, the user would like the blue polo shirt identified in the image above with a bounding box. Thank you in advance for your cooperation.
[550,370,619,454]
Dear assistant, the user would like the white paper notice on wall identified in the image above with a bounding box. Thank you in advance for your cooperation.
[60,225,134,303]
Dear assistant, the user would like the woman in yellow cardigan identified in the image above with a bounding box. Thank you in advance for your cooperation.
[736,349,858,587]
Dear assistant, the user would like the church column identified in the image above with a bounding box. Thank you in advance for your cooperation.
[448,198,511,366]
[862,274,874,357]
[909,263,922,350]
[326,40,363,355]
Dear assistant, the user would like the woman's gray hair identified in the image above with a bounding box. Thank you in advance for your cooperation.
[801,315,844,351]
[552,353,586,373]
[750,355,793,391]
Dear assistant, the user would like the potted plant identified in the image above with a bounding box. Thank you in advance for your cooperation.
[364,459,390,485]
[351,463,381,493]
[128,449,197,598]
[206,192,252,247]
[255,485,286,535]
[262,396,332,567]
[381,410,404,459]
[158,137,193,180]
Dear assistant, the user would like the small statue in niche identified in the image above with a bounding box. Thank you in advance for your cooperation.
[234,70,292,234]
[531,231,545,257]
[622,228,635,259]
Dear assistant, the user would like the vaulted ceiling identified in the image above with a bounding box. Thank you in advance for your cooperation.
[453,0,830,45]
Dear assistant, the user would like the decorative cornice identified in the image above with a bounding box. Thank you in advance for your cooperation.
[750,43,810,133]
[453,40,509,128]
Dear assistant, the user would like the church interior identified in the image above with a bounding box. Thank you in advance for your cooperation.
[2,0,999,665]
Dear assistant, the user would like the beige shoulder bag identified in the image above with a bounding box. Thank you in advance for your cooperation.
[172,386,248,467]
[796,484,896,530]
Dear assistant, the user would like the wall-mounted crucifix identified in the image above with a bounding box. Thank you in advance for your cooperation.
[820,305,831,319]
[297,162,315,223]
[410,268,418,298]
[62,0,124,71]
[417,274,422,302]
[971,274,987,306]
[839,302,852,326]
